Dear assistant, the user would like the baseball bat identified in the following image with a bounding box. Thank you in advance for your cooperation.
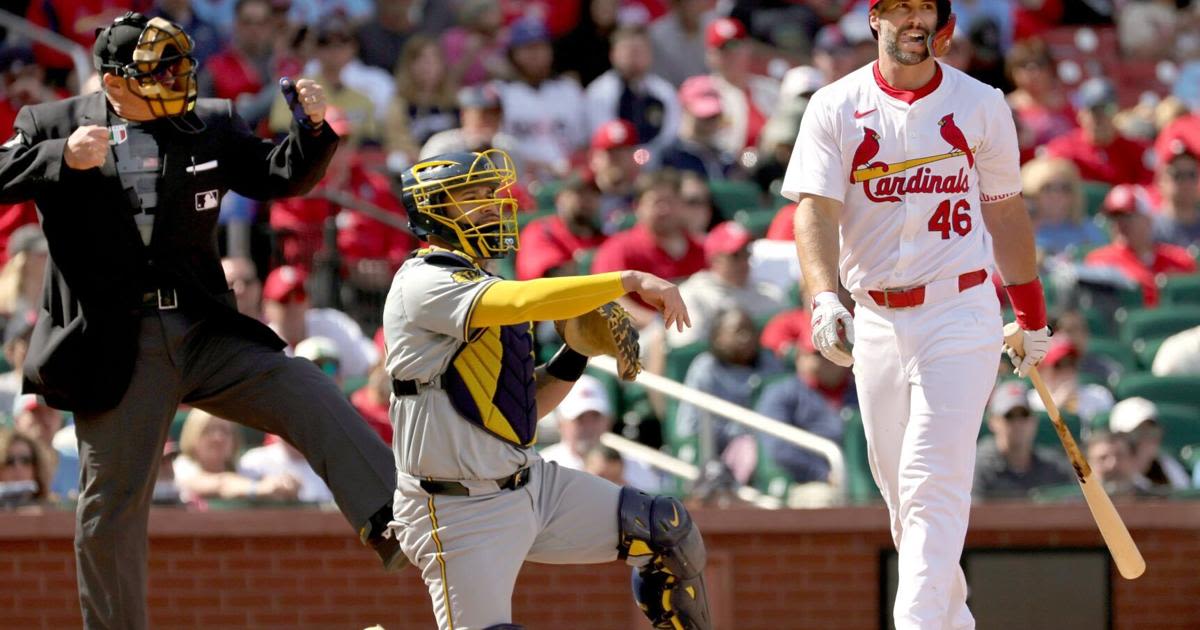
[1002,323,1146,580]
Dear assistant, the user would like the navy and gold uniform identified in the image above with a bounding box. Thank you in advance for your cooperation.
[383,151,711,630]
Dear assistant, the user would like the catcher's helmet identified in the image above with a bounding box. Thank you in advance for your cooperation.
[868,0,956,58]
[400,150,520,259]
[93,12,198,118]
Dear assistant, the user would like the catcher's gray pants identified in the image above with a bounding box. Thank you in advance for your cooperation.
[392,458,621,630]
[72,310,395,630]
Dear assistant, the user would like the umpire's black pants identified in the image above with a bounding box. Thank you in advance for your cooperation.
[72,308,395,630]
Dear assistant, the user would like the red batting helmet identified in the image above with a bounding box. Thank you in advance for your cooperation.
[868,0,956,58]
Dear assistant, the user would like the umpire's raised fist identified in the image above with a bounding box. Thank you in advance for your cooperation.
[64,125,110,171]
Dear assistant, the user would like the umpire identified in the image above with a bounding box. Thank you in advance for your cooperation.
[0,13,400,629]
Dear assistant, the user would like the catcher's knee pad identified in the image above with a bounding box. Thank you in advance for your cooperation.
[617,487,712,630]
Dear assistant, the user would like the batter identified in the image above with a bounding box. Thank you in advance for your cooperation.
[381,150,711,630]
[783,2,1051,628]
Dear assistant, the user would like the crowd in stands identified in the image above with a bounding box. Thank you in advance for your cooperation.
[2,0,1200,511]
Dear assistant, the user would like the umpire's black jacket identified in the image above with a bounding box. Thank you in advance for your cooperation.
[0,92,338,411]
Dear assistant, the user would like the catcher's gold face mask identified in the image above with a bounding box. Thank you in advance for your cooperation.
[408,150,520,259]
[122,17,198,118]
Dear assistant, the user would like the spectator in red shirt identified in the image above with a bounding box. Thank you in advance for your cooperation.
[589,118,642,231]
[269,107,415,272]
[592,168,706,327]
[1155,110,1200,169]
[1084,184,1197,307]
[200,0,280,129]
[1045,78,1153,186]
[516,173,606,279]
[350,330,393,445]
[26,0,152,77]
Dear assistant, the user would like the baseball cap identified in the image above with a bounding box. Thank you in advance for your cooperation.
[295,336,340,363]
[1075,78,1117,111]
[555,374,612,421]
[262,265,308,303]
[1040,339,1079,368]
[780,66,825,101]
[457,83,502,110]
[508,18,550,50]
[1102,184,1149,216]
[315,16,354,46]
[6,224,47,260]
[1108,397,1158,434]
[679,75,723,119]
[705,17,747,50]
[704,221,753,261]
[988,381,1031,417]
[591,119,638,151]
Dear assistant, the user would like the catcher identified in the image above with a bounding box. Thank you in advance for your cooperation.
[381,149,712,630]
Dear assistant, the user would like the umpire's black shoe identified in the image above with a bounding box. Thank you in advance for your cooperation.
[361,504,410,572]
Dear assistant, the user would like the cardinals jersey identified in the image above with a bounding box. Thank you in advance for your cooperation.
[782,62,1022,297]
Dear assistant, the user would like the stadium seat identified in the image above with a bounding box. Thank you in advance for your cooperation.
[1029,482,1082,502]
[708,180,763,218]
[841,407,880,504]
[574,248,597,275]
[1034,411,1083,451]
[665,341,710,383]
[1080,181,1112,217]
[1085,337,1138,374]
[1181,443,1200,471]
[1158,274,1200,306]
[734,207,779,238]
[1133,337,1165,371]
[1116,306,1200,346]
[341,375,368,396]
[751,434,794,501]
[1114,373,1200,409]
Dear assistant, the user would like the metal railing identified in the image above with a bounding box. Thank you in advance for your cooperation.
[590,355,846,490]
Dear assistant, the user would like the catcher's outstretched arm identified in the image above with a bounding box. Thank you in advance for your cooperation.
[469,272,626,327]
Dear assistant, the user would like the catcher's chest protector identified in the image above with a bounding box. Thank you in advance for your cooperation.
[419,251,539,447]
[442,321,539,447]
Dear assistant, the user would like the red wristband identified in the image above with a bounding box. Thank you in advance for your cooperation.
[1004,277,1047,330]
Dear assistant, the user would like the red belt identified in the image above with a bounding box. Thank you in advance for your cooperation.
[868,269,988,308]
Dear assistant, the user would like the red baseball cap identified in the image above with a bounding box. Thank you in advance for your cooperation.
[704,221,753,261]
[1041,340,1079,368]
[591,119,638,151]
[1102,184,1148,216]
[705,17,747,49]
[263,265,309,303]
[679,75,723,119]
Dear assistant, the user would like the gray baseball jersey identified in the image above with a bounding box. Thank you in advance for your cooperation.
[382,248,538,480]
[382,247,625,630]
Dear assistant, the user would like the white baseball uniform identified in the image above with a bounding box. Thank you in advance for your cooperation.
[783,61,1022,630]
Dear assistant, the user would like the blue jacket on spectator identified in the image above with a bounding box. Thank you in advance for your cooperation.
[754,376,845,483]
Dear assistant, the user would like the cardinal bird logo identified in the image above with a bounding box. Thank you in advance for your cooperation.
[850,128,885,184]
[938,113,974,169]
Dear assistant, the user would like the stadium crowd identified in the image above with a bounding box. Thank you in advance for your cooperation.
[2,0,1200,513]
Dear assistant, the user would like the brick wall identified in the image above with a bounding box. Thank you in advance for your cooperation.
[2,502,1197,629]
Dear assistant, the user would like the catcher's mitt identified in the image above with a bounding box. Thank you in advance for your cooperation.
[555,301,642,381]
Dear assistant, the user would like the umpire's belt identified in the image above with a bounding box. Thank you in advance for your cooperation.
[868,269,987,309]
[140,287,179,310]
[418,467,531,496]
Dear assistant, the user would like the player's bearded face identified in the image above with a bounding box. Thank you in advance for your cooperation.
[877,3,938,66]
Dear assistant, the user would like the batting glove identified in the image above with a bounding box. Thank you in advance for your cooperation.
[811,292,854,367]
[1003,325,1052,377]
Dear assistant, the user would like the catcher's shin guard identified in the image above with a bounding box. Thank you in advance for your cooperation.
[617,487,712,630]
